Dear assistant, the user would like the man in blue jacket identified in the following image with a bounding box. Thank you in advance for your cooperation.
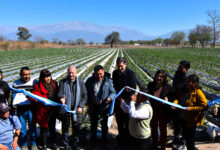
[86,65,116,147]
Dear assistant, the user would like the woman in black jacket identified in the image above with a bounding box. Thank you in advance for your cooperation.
[0,70,10,103]
[147,70,172,150]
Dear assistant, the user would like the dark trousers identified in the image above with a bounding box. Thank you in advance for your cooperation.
[115,105,129,144]
[150,114,167,148]
[40,127,48,146]
[172,111,185,145]
[131,136,151,150]
[62,113,82,148]
[182,121,196,150]
[48,107,59,142]
[90,105,108,142]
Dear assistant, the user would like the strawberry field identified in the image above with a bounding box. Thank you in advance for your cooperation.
[0,48,219,100]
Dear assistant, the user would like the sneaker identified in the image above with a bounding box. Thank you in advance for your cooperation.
[31,145,38,150]
[177,144,185,150]
[52,143,60,150]
[42,145,47,150]
[20,146,28,150]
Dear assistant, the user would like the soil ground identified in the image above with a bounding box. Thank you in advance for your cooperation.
[41,117,220,150]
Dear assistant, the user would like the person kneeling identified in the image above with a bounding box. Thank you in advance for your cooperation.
[0,103,21,150]
[119,88,153,150]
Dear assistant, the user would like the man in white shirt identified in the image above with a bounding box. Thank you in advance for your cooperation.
[12,67,38,150]
[120,88,153,150]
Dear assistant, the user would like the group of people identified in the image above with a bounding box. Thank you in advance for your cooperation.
[0,57,208,150]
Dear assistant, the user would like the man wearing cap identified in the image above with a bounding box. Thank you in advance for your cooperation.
[0,103,21,150]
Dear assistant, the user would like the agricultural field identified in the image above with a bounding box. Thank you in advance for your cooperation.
[123,48,220,100]
[0,47,219,100]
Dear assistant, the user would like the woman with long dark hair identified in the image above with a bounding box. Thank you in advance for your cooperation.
[30,69,59,150]
[173,74,207,150]
[0,69,10,104]
[147,70,172,150]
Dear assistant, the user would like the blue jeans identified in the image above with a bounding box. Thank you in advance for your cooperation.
[17,106,37,146]
[3,142,21,150]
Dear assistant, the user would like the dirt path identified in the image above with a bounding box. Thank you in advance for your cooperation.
[44,117,220,150]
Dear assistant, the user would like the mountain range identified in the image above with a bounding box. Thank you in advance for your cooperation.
[0,21,190,43]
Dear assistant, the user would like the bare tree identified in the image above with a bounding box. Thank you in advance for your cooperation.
[0,35,6,41]
[207,10,220,48]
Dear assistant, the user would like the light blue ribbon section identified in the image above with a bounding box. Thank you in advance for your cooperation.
[126,86,187,110]
[10,87,76,114]
[109,86,188,115]
[208,98,220,106]
[109,87,126,115]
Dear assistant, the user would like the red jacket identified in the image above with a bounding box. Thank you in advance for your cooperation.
[30,80,57,128]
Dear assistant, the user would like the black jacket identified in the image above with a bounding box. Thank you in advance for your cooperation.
[112,68,137,99]
[147,82,172,116]
[0,80,10,103]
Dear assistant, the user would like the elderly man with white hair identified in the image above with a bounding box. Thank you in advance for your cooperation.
[58,66,87,150]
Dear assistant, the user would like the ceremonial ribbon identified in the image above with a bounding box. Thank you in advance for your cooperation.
[109,86,187,115]
[109,87,126,115]
[10,87,76,114]
[208,98,220,106]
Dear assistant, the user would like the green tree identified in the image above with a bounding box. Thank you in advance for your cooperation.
[195,25,212,48]
[163,38,171,47]
[155,37,163,45]
[76,38,86,45]
[105,31,121,48]
[207,10,220,48]
[129,40,135,45]
[171,31,186,47]
[17,27,32,41]
[188,30,197,48]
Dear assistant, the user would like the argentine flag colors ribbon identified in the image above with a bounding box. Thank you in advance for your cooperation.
[10,87,76,114]
[208,98,220,106]
[109,86,188,116]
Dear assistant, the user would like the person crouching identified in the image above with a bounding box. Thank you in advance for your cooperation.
[119,88,153,150]
[0,103,21,150]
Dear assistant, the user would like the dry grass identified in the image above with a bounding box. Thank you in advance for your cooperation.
[0,41,220,51]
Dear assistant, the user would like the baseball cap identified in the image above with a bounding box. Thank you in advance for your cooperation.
[0,103,11,114]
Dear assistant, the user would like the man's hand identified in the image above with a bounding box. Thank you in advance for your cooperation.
[117,97,124,103]
[105,97,112,104]
[77,107,82,114]
[0,144,9,150]
[60,96,66,104]
[131,94,136,102]
[11,141,19,150]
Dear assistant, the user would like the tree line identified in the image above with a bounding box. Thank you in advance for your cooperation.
[0,10,219,49]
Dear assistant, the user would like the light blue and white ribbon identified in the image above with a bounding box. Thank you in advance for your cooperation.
[10,87,76,114]
[109,87,126,115]
[109,86,188,115]
[208,98,220,106]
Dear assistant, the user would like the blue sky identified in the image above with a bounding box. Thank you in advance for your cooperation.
[0,0,220,35]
